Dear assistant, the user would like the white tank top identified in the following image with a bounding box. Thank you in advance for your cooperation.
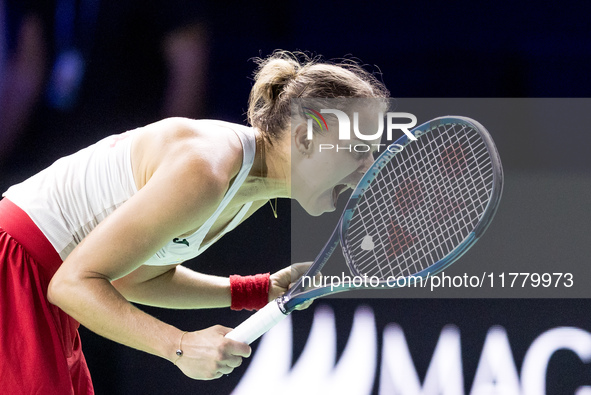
[2,121,256,266]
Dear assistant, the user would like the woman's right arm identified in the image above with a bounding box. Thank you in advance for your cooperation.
[47,123,250,379]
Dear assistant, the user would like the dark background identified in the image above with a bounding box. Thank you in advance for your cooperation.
[1,0,591,394]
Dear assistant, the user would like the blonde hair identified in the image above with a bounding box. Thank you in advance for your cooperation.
[247,51,390,141]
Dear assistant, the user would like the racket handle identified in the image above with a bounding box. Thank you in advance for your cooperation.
[225,299,287,345]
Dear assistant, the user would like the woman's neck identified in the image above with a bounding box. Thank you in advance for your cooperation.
[236,129,291,203]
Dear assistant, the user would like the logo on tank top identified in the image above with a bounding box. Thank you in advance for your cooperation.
[172,238,190,247]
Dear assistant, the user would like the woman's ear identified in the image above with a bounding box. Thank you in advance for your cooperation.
[292,122,313,156]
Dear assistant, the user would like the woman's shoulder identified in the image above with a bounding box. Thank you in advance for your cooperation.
[131,118,250,192]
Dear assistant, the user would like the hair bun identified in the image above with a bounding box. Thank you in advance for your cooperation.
[254,56,299,103]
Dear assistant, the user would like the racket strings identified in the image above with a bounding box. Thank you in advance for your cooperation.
[378,128,488,275]
[368,127,488,276]
[352,130,472,262]
[345,122,495,279]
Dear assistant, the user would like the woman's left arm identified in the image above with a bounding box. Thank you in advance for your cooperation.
[112,264,231,309]
[112,262,313,309]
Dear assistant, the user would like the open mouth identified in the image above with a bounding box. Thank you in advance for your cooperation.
[332,184,350,207]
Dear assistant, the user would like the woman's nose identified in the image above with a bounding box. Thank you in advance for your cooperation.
[352,155,375,184]
[360,154,375,173]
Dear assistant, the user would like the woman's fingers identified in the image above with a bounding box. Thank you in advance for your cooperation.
[174,325,251,380]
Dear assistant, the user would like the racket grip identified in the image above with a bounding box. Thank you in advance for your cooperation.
[225,299,287,345]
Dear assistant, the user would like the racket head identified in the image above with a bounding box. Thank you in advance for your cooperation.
[284,116,503,311]
[340,116,503,282]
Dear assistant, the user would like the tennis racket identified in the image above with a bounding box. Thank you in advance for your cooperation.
[226,116,503,344]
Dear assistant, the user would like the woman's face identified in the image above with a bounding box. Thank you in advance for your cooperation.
[291,110,381,216]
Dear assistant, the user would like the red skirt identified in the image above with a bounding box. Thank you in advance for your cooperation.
[0,198,93,394]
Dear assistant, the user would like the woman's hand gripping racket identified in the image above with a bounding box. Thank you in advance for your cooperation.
[226,116,504,345]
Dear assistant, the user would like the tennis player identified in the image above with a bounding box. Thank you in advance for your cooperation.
[0,51,389,394]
